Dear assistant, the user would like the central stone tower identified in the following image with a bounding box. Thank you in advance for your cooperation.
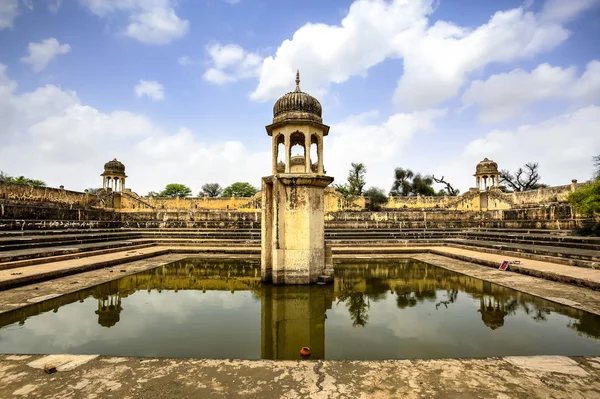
[261,71,334,284]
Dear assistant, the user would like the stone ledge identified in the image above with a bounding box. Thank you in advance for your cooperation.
[1,354,599,398]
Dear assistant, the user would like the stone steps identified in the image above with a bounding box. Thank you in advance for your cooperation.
[448,239,600,263]
[0,240,155,263]
[0,242,157,270]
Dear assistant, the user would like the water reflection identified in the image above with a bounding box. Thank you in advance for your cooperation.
[0,259,599,360]
[261,285,333,359]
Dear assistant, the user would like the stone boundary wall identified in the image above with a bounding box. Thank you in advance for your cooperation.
[2,180,581,214]
[384,195,450,209]
[0,205,581,231]
[0,200,116,222]
[383,183,581,210]
[120,191,261,211]
[510,183,582,205]
[118,188,365,213]
[0,181,98,207]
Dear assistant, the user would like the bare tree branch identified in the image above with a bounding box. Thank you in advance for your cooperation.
[499,162,541,191]
[432,175,459,196]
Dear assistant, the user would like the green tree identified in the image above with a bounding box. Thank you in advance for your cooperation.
[222,182,258,197]
[160,183,192,198]
[334,184,356,202]
[411,174,435,196]
[389,168,437,196]
[569,179,600,236]
[347,162,367,196]
[199,183,222,197]
[0,171,46,187]
[364,187,387,211]
[147,191,160,197]
[389,168,414,196]
[569,179,600,217]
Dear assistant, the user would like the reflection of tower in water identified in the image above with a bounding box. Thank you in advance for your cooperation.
[261,285,334,360]
[95,294,123,328]
[478,296,509,330]
[477,281,518,330]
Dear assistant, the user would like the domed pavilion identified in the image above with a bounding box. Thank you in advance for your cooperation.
[266,70,327,175]
[474,158,499,190]
[101,158,127,192]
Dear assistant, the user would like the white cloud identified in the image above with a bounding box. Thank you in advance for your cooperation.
[80,0,189,45]
[125,7,188,45]
[178,55,192,66]
[203,43,262,84]
[0,0,19,30]
[540,0,600,23]
[326,108,447,190]
[462,61,600,123]
[249,0,595,108]
[135,80,165,101]
[48,0,62,13]
[1,59,598,196]
[0,64,269,194]
[20,38,71,72]
[447,105,600,190]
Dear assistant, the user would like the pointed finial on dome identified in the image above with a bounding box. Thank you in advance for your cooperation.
[295,69,300,92]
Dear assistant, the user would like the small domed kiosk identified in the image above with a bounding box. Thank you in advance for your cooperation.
[101,158,127,192]
[474,158,499,190]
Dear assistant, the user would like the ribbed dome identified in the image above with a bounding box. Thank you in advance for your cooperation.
[272,70,322,124]
[475,158,498,175]
[104,158,125,174]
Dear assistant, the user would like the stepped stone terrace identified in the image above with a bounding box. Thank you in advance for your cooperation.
[1,171,600,397]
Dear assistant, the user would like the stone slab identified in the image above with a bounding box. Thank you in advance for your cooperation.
[1,355,600,398]
[27,354,99,372]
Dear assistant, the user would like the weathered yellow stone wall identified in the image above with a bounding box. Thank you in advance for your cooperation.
[119,190,260,212]
[0,181,97,207]
[0,179,582,216]
[117,187,363,213]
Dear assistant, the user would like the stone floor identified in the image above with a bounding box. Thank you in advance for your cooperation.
[1,354,599,398]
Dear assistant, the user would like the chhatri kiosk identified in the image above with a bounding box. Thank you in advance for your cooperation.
[261,71,334,284]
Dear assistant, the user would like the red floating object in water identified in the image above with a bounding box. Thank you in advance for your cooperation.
[300,347,311,357]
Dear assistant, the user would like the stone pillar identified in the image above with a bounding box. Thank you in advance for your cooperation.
[272,135,278,175]
[304,133,311,173]
[571,179,578,192]
[261,175,334,284]
[317,138,324,174]
[284,134,291,174]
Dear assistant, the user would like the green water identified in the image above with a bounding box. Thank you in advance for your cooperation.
[0,259,599,360]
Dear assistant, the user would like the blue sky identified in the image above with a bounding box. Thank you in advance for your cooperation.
[1,0,599,195]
